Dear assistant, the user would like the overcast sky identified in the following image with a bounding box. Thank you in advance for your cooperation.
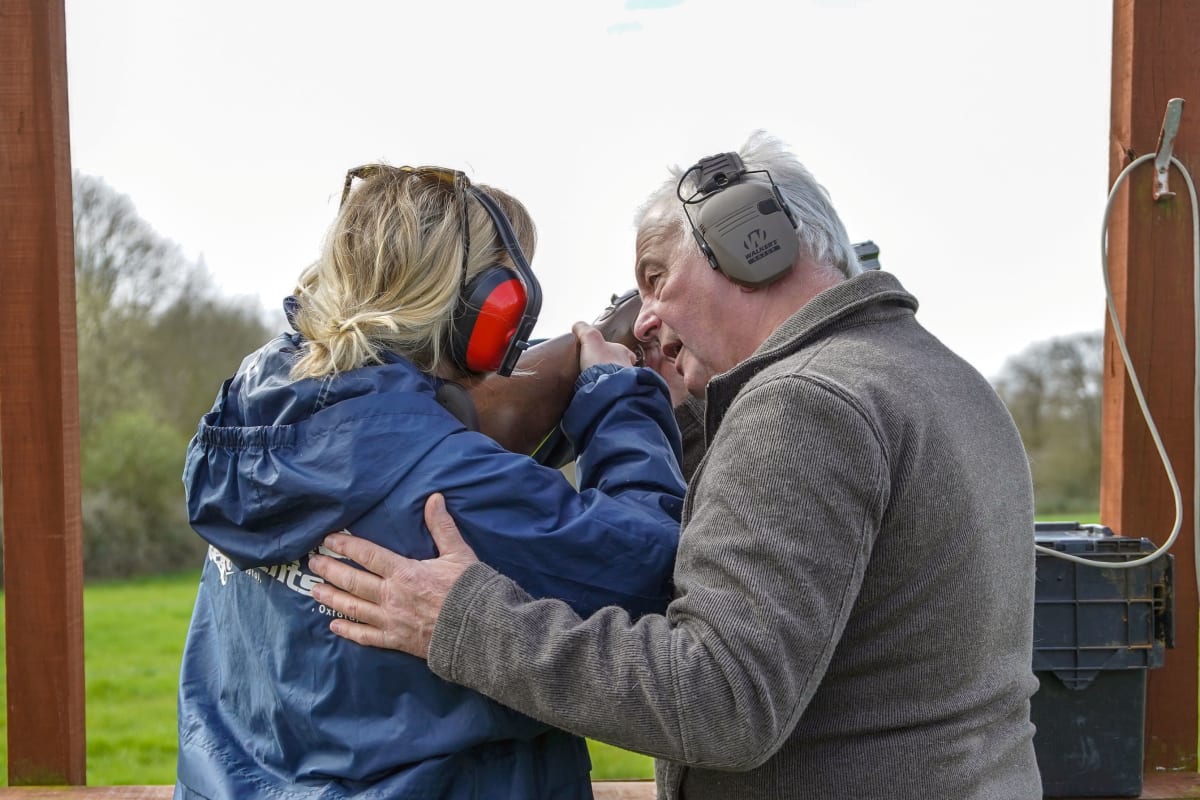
[63,0,1114,380]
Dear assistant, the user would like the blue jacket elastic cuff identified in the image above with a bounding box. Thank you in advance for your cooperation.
[575,363,625,392]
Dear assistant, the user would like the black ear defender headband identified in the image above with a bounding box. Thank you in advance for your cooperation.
[679,152,800,287]
[450,186,543,377]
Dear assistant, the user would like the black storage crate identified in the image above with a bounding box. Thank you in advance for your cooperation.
[1031,522,1174,798]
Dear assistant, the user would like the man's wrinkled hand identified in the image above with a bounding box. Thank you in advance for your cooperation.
[309,493,478,659]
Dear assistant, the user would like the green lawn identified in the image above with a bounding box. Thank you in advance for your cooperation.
[0,514,1114,785]
[0,571,654,785]
[1035,512,1102,524]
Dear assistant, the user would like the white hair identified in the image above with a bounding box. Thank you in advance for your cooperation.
[634,130,862,279]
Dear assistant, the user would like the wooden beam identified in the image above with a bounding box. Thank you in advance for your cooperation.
[0,783,659,799]
[1102,0,1200,772]
[0,0,86,785]
[11,775,1200,800]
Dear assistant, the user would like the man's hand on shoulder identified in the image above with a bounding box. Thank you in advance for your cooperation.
[309,493,478,659]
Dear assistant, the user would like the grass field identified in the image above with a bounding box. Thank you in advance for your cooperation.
[0,571,654,785]
[0,512,1105,785]
[1036,512,1102,524]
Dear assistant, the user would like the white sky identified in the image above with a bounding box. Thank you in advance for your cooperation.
[63,0,1114,380]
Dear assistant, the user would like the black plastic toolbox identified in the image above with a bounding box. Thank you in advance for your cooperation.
[1030,522,1174,798]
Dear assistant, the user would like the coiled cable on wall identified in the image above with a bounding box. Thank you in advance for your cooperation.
[1035,149,1198,569]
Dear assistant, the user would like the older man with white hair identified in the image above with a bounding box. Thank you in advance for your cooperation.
[311,131,1041,800]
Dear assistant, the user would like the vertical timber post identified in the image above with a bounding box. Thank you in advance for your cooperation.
[1102,0,1200,773]
[0,0,87,785]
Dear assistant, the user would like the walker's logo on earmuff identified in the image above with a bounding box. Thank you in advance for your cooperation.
[743,228,782,265]
[681,151,799,287]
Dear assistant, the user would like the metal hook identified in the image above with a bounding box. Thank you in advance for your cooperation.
[1153,98,1185,202]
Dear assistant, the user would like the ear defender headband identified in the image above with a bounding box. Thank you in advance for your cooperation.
[451,186,542,377]
[679,152,800,287]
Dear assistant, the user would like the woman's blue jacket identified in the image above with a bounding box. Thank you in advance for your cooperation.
[174,333,685,799]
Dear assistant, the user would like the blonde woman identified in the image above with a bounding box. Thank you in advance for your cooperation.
[175,165,684,799]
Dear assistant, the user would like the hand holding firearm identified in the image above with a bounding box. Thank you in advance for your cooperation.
[468,289,645,461]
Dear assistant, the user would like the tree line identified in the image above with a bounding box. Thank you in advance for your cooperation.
[992,331,1102,514]
[1,173,275,579]
[0,174,1104,580]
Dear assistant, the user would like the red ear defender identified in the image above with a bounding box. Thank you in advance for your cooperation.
[451,267,529,373]
[450,186,541,376]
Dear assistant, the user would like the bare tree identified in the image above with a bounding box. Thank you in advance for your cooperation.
[70,172,275,578]
[73,173,193,440]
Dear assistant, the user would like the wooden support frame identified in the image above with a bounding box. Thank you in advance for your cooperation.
[1102,0,1200,772]
[0,0,87,785]
[1,0,1197,791]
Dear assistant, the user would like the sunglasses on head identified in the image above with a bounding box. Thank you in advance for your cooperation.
[340,164,468,208]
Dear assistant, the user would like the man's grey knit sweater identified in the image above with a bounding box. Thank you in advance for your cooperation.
[429,270,1041,799]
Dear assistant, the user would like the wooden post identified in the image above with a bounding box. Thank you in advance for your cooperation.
[0,0,87,785]
[1102,0,1200,772]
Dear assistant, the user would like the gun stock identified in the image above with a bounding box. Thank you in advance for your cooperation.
[470,240,879,460]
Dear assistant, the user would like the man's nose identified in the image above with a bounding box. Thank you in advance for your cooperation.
[633,302,659,343]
